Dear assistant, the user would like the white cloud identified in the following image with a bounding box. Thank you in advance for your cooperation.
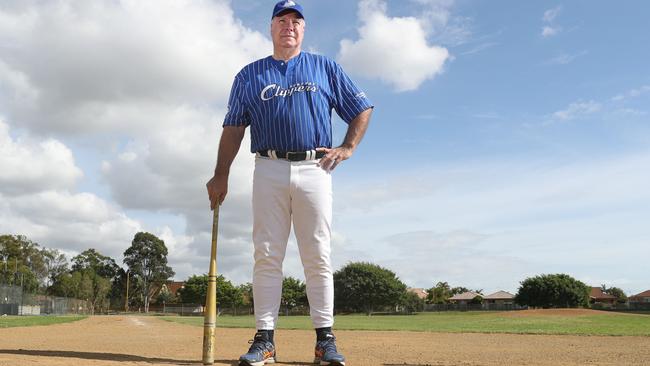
[0,0,272,281]
[460,42,498,56]
[0,0,271,135]
[552,100,601,121]
[0,120,82,195]
[337,0,450,92]
[0,60,39,108]
[0,117,142,259]
[542,6,562,23]
[546,51,586,65]
[411,0,471,46]
[0,189,142,260]
[541,6,562,38]
[542,26,560,38]
[611,85,650,102]
[334,151,650,293]
[411,0,454,28]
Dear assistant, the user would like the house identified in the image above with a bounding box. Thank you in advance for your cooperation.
[407,288,428,300]
[164,281,185,298]
[449,291,481,305]
[150,281,185,301]
[483,291,515,305]
[629,290,650,303]
[589,287,616,307]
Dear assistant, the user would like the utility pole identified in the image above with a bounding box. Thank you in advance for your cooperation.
[124,270,130,312]
[19,273,23,315]
[14,258,18,285]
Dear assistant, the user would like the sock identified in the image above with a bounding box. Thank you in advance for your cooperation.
[257,329,274,343]
[315,327,332,341]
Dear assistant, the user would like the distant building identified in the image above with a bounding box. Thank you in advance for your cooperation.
[164,281,185,298]
[629,290,650,303]
[150,281,185,302]
[407,288,428,300]
[449,291,481,305]
[483,291,515,305]
[589,287,616,307]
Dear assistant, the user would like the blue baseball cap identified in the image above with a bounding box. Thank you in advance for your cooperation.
[272,0,304,20]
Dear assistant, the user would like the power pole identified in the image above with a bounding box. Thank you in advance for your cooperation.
[124,270,130,312]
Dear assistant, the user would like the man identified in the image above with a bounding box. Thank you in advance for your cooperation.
[206,1,372,365]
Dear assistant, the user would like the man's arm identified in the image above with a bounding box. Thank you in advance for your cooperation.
[317,107,372,172]
[206,125,246,209]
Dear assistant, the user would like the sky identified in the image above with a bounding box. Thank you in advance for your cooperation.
[1,0,649,296]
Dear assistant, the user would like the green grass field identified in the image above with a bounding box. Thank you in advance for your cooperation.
[161,311,650,336]
[0,315,86,328]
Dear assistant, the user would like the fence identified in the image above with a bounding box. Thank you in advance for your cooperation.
[592,302,650,312]
[147,303,204,316]
[1,285,89,315]
[424,303,528,312]
[147,303,256,316]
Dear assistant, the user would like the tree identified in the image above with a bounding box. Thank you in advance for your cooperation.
[401,291,425,314]
[217,276,243,313]
[334,262,407,315]
[601,285,627,304]
[49,272,76,298]
[469,295,483,305]
[42,248,69,291]
[178,274,208,304]
[451,286,472,296]
[426,282,478,304]
[72,249,119,281]
[156,285,175,305]
[426,282,452,304]
[73,271,93,301]
[239,282,254,313]
[59,249,119,314]
[110,268,129,311]
[281,277,307,315]
[515,273,590,308]
[123,232,175,313]
[178,274,243,313]
[86,271,111,313]
[0,235,48,291]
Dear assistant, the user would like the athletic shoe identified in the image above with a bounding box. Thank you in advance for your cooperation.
[239,331,276,366]
[314,332,345,366]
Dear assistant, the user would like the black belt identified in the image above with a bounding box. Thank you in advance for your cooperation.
[257,150,326,161]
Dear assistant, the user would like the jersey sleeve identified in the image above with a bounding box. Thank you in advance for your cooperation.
[328,61,373,124]
[223,73,251,127]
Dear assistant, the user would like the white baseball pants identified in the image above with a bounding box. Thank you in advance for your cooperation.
[252,156,333,330]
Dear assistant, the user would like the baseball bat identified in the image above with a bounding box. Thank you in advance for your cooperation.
[202,205,219,364]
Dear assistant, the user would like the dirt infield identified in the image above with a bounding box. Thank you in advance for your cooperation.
[1,315,649,366]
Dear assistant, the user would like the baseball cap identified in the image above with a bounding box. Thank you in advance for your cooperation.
[272,0,304,20]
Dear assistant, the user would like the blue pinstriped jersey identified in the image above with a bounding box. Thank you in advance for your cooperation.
[223,52,373,153]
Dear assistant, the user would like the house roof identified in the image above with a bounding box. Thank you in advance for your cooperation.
[484,291,515,300]
[407,288,428,299]
[165,281,185,296]
[590,287,616,300]
[630,290,650,298]
[449,291,481,300]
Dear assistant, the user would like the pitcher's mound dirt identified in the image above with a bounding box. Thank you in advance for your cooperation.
[1,315,649,366]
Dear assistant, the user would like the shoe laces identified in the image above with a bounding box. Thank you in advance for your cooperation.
[317,334,338,353]
[247,336,272,354]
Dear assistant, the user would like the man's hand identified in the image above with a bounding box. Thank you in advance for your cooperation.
[206,173,228,210]
[316,145,353,172]
[316,108,372,172]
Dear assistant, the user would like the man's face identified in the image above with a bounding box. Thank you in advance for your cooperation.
[271,11,305,51]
